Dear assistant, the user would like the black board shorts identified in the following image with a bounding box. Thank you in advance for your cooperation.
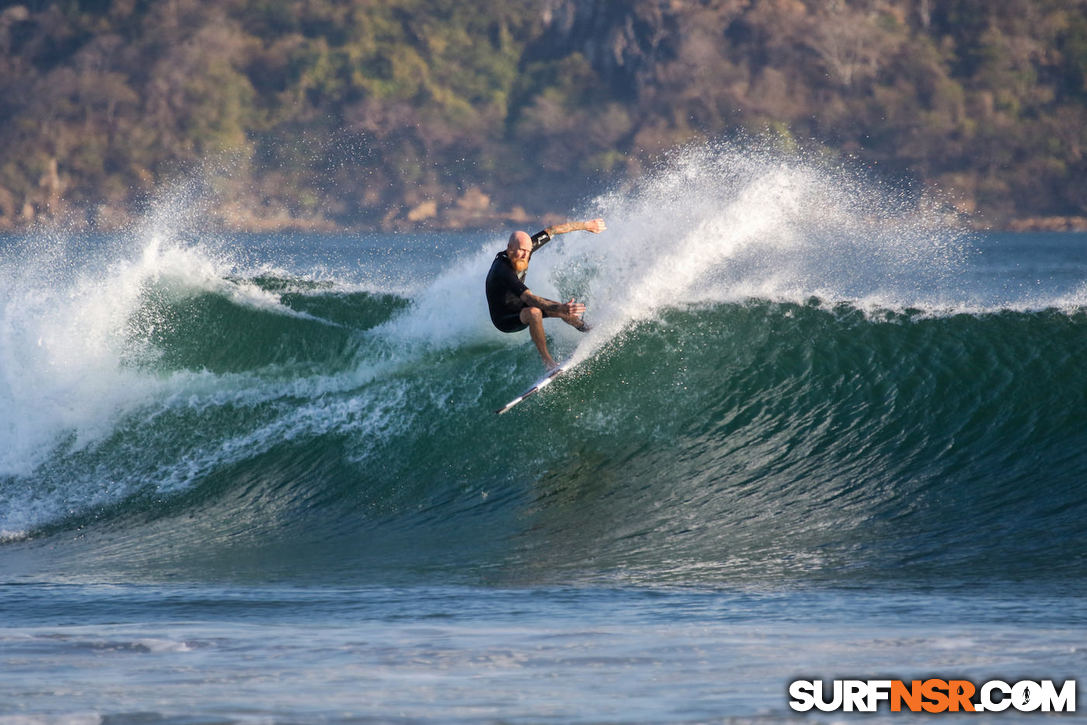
[493,310,528,333]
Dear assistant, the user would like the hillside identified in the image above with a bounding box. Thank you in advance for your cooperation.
[1,0,1085,232]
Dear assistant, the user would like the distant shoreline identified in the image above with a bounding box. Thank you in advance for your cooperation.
[1002,217,1087,233]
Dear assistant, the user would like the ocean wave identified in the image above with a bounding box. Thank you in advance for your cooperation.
[3,144,1085,584]
[2,286,1084,584]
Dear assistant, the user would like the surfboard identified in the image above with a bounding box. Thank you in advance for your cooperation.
[495,360,572,414]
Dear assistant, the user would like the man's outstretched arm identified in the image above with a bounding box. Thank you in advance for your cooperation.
[545,218,606,237]
[531,218,606,251]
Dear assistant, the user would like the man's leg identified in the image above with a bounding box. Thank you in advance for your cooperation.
[520,306,558,369]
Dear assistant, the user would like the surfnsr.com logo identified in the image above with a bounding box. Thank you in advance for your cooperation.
[789,679,1077,713]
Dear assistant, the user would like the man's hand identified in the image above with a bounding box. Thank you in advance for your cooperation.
[583,218,606,234]
[560,298,586,317]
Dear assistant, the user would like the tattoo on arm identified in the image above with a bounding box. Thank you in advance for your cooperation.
[546,221,582,237]
[523,291,562,314]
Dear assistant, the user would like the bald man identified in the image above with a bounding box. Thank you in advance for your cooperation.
[485,218,606,370]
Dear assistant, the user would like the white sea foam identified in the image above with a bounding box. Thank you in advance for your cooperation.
[0,231,250,475]
[133,637,194,653]
[0,208,371,535]
[383,240,507,346]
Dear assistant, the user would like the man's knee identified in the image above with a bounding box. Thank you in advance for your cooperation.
[520,306,543,323]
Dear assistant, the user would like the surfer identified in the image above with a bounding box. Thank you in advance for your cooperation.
[485,218,606,370]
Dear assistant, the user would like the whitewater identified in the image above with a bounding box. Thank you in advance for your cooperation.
[1,145,1085,723]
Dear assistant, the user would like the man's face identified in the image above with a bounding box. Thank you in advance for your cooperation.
[508,233,532,274]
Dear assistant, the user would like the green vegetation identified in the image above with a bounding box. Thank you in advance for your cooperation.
[1,0,1085,231]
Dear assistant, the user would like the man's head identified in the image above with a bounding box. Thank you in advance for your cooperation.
[507,231,532,273]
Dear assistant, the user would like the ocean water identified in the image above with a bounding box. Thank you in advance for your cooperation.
[1,147,1086,722]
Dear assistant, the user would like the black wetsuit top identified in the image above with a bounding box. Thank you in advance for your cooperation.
[485,229,552,332]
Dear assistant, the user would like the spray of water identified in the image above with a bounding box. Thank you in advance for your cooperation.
[463,141,971,365]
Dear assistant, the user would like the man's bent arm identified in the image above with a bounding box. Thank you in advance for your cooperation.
[521,291,563,315]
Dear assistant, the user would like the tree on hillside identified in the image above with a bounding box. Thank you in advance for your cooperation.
[0,0,1083,230]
